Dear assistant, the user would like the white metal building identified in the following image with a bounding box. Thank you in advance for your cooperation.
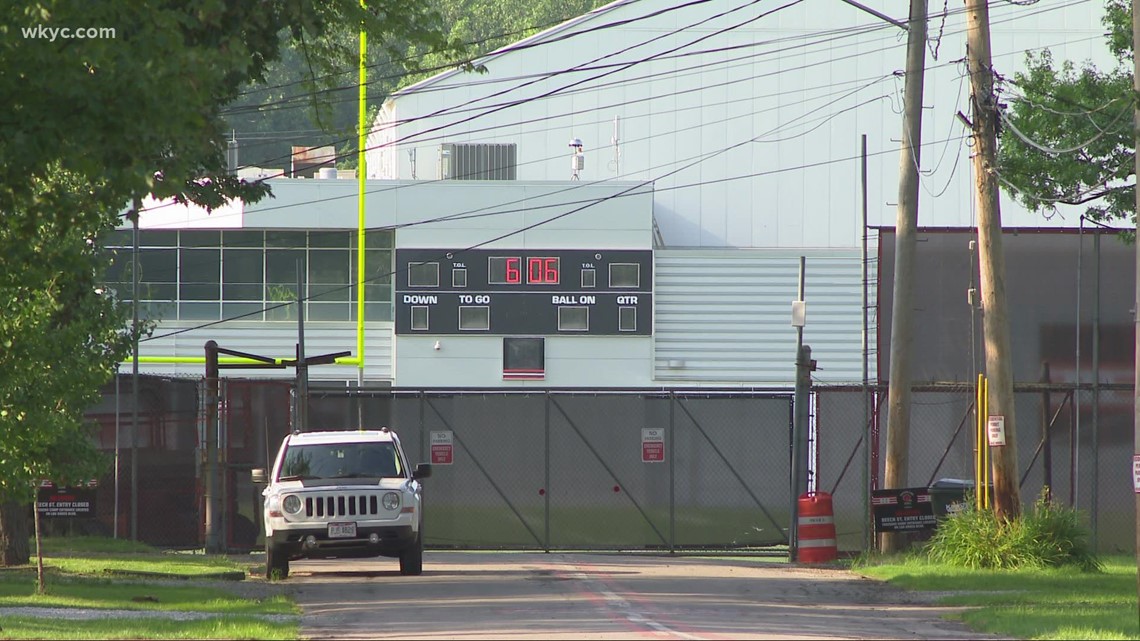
[122,0,1109,390]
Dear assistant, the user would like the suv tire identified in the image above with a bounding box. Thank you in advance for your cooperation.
[266,543,290,580]
[399,530,423,576]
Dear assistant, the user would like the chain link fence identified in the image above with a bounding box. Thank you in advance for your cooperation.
[85,375,1134,555]
[814,382,1136,555]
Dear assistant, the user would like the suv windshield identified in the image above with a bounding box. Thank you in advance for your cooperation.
[279,442,403,480]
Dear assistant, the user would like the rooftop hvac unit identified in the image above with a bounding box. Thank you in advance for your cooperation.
[439,143,517,180]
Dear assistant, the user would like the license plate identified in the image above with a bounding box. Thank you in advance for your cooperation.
[328,522,356,538]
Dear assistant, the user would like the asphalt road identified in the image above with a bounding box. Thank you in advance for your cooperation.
[287,552,1003,640]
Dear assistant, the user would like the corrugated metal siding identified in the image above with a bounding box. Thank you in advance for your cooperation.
[654,250,875,384]
[133,322,393,382]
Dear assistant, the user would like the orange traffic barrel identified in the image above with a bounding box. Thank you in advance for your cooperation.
[797,492,838,563]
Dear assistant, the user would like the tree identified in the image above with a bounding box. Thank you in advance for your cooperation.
[0,0,454,564]
[222,0,608,170]
[997,0,1134,228]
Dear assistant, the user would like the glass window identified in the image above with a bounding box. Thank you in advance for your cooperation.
[609,263,640,288]
[179,248,219,300]
[581,268,596,288]
[139,230,178,247]
[266,249,306,285]
[308,303,351,321]
[619,306,636,332]
[408,262,439,287]
[180,302,220,320]
[101,230,132,247]
[222,249,262,300]
[279,442,402,480]
[355,302,392,322]
[365,229,393,249]
[453,268,467,288]
[222,230,264,248]
[310,250,349,282]
[138,248,177,284]
[309,250,350,303]
[223,283,262,301]
[223,302,264,321]
[411,306,429,330]
[558,307,589,331]
[309,231,350,248]
[180,230,220,247]
[459,306,490,331]
[266,231,307,248]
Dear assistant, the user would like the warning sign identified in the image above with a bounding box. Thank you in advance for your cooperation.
[987,416,1006,447]
[430,431,454,465]
[871,488,935,532]
[641,428,665,463]
[36,481,97,518]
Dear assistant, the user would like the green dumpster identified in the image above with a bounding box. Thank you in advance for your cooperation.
[929,478,978,517]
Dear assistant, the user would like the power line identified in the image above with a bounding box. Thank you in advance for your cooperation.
[138,75,895,341]
[227,0,1093,181]
[136,0,1097,222]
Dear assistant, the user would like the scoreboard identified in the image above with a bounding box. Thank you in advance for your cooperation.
[394,248,652,336]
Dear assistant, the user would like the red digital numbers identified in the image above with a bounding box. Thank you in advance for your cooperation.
[505,257,521,284]
[527,257,559,284]
[490,256,559,284]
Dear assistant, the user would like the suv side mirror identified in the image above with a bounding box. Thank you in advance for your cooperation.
[251,468,267,485]
[412,463,433,480]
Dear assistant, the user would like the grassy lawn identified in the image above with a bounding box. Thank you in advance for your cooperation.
[856,554,1140,640]
[0,537,297,640]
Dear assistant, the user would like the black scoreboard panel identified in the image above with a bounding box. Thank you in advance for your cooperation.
[395,249,652,335]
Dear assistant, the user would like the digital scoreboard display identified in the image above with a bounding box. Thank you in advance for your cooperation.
[395,249,652,336]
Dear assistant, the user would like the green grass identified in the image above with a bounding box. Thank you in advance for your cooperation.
[0,537,298,640]
[0,616,295,640]
[857,554,1140,640]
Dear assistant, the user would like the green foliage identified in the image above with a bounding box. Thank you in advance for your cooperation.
[997,0,1135,228]
[926,491,1100,571]
[0,1,453,518]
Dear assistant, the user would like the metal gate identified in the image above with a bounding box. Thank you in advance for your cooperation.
[383,391,793,551]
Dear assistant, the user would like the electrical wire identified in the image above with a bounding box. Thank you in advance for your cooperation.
[219,0,1094,184]
[997,105,1131,155]
[139,77,895,341]
[124,0,1094,222]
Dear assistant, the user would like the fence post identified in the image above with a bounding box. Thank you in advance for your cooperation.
[669,391,675,553]
[545,391,551,552]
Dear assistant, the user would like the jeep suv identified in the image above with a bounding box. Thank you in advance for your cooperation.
[252,428,432,579]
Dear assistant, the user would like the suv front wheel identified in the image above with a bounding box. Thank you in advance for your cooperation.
[399,528,423,576]
[267,542,290,580]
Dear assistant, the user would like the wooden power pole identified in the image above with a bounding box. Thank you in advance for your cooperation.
[965,0,1021,518]
[881,0,927,552]
[1130,0,1139,619]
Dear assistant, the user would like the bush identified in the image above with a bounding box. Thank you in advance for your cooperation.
[925,490,1100,571]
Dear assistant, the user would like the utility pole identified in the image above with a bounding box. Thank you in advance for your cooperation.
[790,256,809,561]
[965,0,1020,518]
[1130,0,1139,620]
[881,0,927,552]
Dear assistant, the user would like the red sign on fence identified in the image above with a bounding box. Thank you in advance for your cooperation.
[430,431,454,465]
[641,428,664,463]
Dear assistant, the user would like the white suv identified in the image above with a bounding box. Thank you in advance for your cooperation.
[252,428,432,579]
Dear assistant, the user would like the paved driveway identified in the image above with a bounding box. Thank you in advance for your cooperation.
[288,552,1004,640]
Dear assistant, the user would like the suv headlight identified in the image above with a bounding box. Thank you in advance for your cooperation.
[282,495,302,515]
[382,492,400,511]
